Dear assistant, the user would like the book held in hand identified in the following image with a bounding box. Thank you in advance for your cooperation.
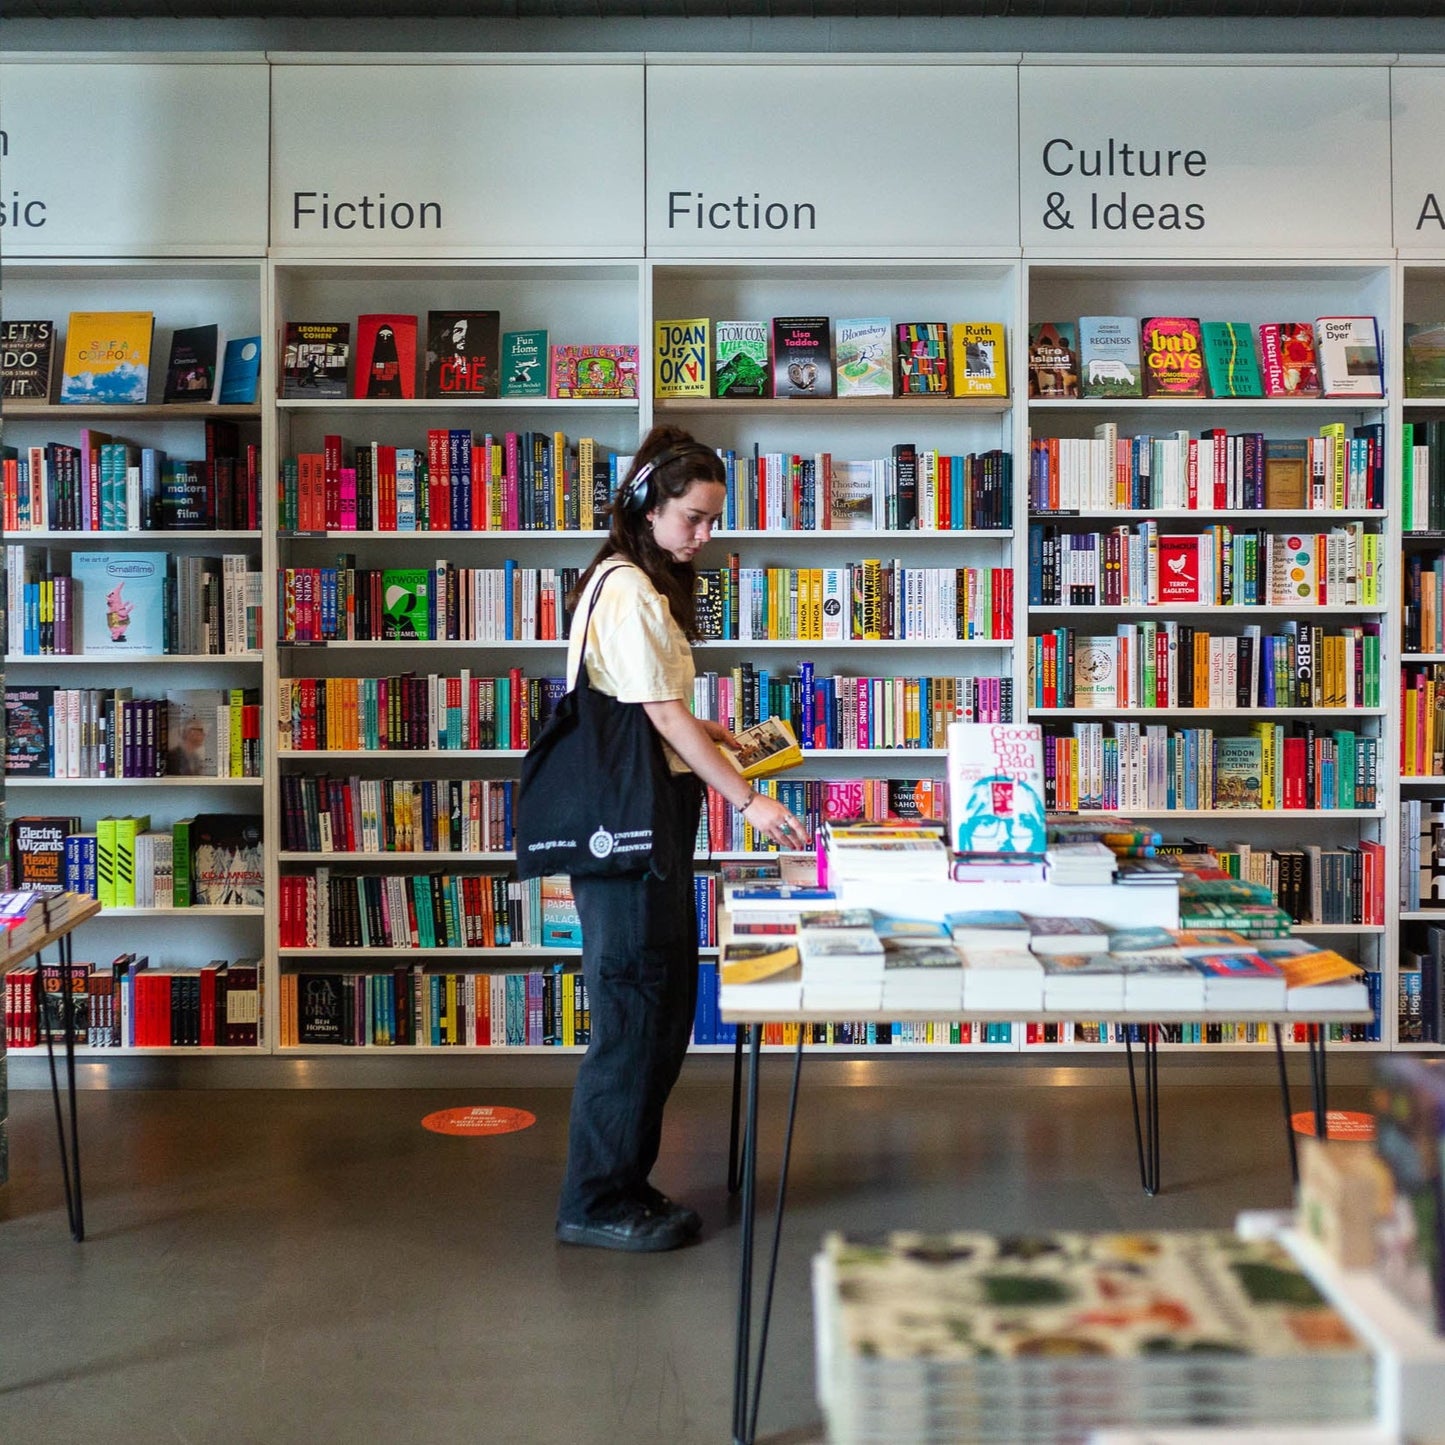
[723,716,803,781]
[162,323,220,403]
[1,319,57,400]
[425,310,500,398]
[1315,316,1384,398]
[60,310,154,404]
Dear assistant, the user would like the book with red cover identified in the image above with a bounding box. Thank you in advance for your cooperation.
[353,313,418,400]
[1157,534,1202,604]
[1258,322,1321,398]
[1140,316,1207,398]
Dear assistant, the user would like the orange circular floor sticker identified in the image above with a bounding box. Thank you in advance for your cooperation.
[1290,1109,1375,1142]
[422,1106,536,1137]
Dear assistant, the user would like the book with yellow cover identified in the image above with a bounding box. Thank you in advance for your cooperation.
[950,321,1008,398]
[654,317,710,398]
[60,311,154,404]
[724,716,803,781]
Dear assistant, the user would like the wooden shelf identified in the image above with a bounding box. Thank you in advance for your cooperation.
[653,395,1010,415]
[2,402,261,420]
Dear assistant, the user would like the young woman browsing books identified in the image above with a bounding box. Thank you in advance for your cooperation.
[556,425,804,1254]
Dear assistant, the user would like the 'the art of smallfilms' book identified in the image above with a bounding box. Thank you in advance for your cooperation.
[833,317,893,398]
[71,552,167,655]
[425,310,500,398]
[1077,315,1143,399]
[1,319,57,400]
[162,323,220,403]
[500,329,547,397]
[190,813,264,908]
[714,320,769,398]
[1315,316,1384,398]
[353,313,418,400]
[946,721,1047,858]
[281,321,350,398]
[1140,316,1207,398]
[60,311,154,404]
[771,316,832,398]
[654,317,710,398]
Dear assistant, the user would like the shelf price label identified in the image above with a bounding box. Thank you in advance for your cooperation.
[646,63,1020,256]
[270,62,645,256]
[0,61,269,256]
[1019,64,1391,254]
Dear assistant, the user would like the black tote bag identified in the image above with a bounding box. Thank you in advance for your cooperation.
[515,565,676,880]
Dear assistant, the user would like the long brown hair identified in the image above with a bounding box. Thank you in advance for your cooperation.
[569,425,726,641]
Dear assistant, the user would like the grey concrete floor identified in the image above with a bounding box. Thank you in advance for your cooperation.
[0,1060,1366,1445]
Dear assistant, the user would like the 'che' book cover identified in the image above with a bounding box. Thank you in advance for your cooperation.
[425,310,500,398]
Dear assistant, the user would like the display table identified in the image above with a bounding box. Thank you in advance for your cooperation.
[0,895,102,1242]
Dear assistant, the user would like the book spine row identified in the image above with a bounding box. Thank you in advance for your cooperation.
[279,775,517,854]
[1042,722,1378,812]
[1400,663,1445,776]
[1024,1016,1378,1045]
[692,669,1014,750]
[1401,421,1445,534]
[1402,549,1445,653]
[275,562,578,643]
[1398,920,1445,1044]
[1029,622,1382,710]
[277,670,557,753]
[3,551,75,655]
[1209,840,1387,926]
[1028,521,1378,608]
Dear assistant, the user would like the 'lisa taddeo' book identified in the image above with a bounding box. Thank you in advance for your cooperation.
[1,319,57,400]
[353,314,418,400]
[281,321,350,398]
[60,310,154,404]
[1140,316,1207,398]
[654,318,710,398]
[425,310,500,399]
[162,323,220,403]
[946,721,1047,859]
[771,316,832,398]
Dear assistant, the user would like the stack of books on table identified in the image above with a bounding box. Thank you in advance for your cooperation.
[813,1229,1376,1444]
[1042,839,1117,886]
[0,889,92,959]
[821,822,948,888]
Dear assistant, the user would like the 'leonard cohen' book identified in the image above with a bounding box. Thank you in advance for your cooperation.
[1315,316,1384,398]
[1140,316,1207,398]
[353,314,418,400]
[654,317,710,398]
[714,321,769,398]
[950,322,1008,398]
[1077,316,1143,399]
[834,318,893,398]
[72,552,167,654]
[500,329,547,397]
[1200,321,1263,399]
[425,310,500,398]
[281,321,350,398]
[947,722,1046,858]
[1,319,57,400]
[190,814,263,907]
[60,311,154,404]
[1027,321,1078,398]
[162,323,220,403]
[723,716,803,781]
[771,316,832,398]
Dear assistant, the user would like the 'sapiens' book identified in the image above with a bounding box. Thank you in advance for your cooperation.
[654,317,710,398]
[1077,316,1143,398]
[834,317,893,398]
[1404,322,1445,400]
[724,717,803,781]
[1140,316,1207,398]
[72,552,167,654]
[1,319,57,400]
[1214,735,1264,810]
[1157,533,1203,604]
[946,722,1047,858]
[714,321,769,398]
[424,310,500,399]
[60,310,154,404]
[5,686,54,776]
[1315,316,1384,398]
[950,321,1008,398]
[1027,321,1079,398]
[771,317,832,398]
[353,314,418,400]
[895,321,950,396]
[162,323,220,403]
[1072,636,1119,709]
[549,344,639,400]
[217,336,262,405]
[1200,321,1264,399]
[190,813,263,908]
[281,321,350,399]
[1258,322,1321,397]
[500,329,547,397]
[10,816,79,893]
[381,568,431,641]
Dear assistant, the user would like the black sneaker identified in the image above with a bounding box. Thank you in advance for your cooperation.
[638,1185,703,1239]
[556,1204,690,1254]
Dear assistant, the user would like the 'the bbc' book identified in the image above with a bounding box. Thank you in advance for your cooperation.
[281,321,350,398]
[425,310,500,398]
[1,319,57,400]
[353,313,418,400]
[72,552,167,655]
[715,321,769,398]
[946,722,1047,858]
[60,310,154,404]
[771,316,832,398]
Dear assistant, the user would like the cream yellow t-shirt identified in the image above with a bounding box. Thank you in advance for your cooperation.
[565,560,695,773]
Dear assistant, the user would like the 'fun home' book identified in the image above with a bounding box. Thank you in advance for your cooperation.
[1,319,57,400]
[1258,322,1321,397]
[950,321,1008,398]
[1315,316,1384,398]
[1200,321,1264,398]
[714,321,769,398]
[281,321,349,398]
[1027,321,1079,398]
[501,329,547,397]
[60,311,154,404]
[218,336,262,405]
[1077,316,1143,399]
[549,344,639,400]
[353,314,418,400]
[654,318,710,399]
[771,316,832,398]
[162,323,220,403]
[834,318,893,398]
[946,722,1047,858]
[72,551,167,655]
[895,321,949,396]
[425,310,500,398]
[1140,316,1207,398]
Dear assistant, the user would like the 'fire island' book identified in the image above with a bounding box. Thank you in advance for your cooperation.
[1,319,57,400]
[1140,316,1207,398]
[60,311,154,404]
[72,552,167,655]
[1027,321,1079,398]
[715,321,769,398]
[424,310,500,399]
[947,722,1047,858]
[1078,316,1142,398]
[654,318,710,398]
[353,314,418,400]
[772,317,832,398]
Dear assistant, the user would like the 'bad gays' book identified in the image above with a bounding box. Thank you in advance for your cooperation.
[1,319,57,400]
[771,316,832,398]
[425,310,500,398]
[353,314,418,400]
[1140,316,1207,398]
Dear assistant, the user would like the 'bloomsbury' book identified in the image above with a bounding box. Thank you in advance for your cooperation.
[60,311,154,404]
[834,318,893,398]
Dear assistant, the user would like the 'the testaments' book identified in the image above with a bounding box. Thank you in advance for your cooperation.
[60,311,154,404]
[72,552,168,654]
[162,323,220,403]
[353,313,418,400]
[425,310,500,399]
[723,717,804,781]
[1200,321,1263,399]
[1077,316,1143,399]
[946,722,1047,858]
[381,568,431,641]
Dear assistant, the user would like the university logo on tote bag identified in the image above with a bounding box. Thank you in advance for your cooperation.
[515,564,675,879]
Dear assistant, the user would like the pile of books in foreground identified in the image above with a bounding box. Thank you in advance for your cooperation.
[814,1229,1374,1444]
[0,889,92,959]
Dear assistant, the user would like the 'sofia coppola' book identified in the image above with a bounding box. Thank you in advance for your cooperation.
[60,311,154,404]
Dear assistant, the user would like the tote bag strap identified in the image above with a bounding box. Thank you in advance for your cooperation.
[568,560,633,693]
